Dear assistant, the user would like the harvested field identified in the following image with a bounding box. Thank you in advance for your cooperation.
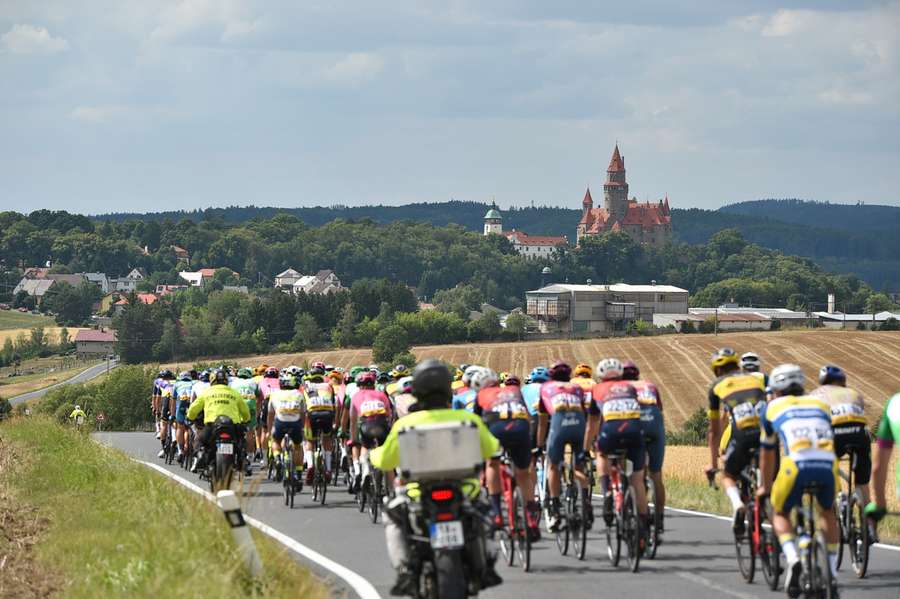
[166,330,900,427]
[0,327,83,347]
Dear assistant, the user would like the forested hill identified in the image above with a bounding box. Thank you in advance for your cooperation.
[720,199,900,232]
[94,200,900,290]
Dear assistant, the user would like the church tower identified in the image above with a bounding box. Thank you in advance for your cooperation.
[603,144,629,221]
[483,202,502,235]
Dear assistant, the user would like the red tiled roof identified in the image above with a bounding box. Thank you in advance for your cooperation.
[582,201,670,234]
[76,329,116,343]
[115,293,158,306]
[504,231,567,246]
[582,188,593,206]
[607,144,625,173]
[198,268,217,278]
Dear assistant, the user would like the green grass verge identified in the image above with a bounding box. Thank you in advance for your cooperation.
[0,310,55,330]
[0,417,329,598]
[665,475,900,545]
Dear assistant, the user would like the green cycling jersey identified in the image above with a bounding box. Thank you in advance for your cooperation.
[874,392,900,501]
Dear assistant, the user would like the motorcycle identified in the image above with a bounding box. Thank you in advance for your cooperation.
[206,415,241,492]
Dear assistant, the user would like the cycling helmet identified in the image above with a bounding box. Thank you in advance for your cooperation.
[710,348,739,372]
[622,360,639,381]
[376,372,391,385]
[237,367,253,379]
[211,368,229,386]
[160,369,174,380]
[178,371,192,381]
[349,366,365,378]
[454,368,464,381]
[279,374,299,390]
[307,368,325,381]
[529,367,550,383]
[770,364,805,394]
[819,365,846,386]
[505,375,521,387]
[328,370,343,382]
[324,364,335,372]
[356,371,377,387]
[393,364,409,377]
[740,352,762,373]
[74,404,81,411]
[264,366,279,378]
[312,361,326,371]
[498,371,510,384]
[399,376,413,394]
[459,363,471,374]
[548,361,571,382]
[198,370,211,383]
[412,359,453,407]
[596,358,623,381]
[462,365,480,386]
[189,368,199,380]
[470,367,499,392]
[573,363,593,378]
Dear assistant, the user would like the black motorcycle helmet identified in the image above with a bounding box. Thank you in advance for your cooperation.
[211,368,229,386]
[412,360,453,409]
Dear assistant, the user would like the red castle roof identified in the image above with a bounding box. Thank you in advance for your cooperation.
[607,144,625,172]
[580,200,670,234]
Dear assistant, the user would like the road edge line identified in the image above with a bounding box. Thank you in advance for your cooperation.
[135,459,382,599]
[592,493,900,553]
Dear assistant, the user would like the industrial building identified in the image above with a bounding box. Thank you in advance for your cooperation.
[525,283,688,334]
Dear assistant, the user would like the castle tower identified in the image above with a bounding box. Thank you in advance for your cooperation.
[483,203,502,236]
[603,144,629,221]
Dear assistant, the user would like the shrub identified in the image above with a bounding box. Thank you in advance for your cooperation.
[666,407,708,446]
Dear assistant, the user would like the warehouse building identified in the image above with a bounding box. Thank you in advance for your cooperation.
[525,283,688,334]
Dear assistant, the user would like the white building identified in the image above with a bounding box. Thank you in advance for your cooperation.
[275,268,302,288]
[503,230,567,259]
[813,311,900,330]
[292,270,342,295]
[110,268,147,292]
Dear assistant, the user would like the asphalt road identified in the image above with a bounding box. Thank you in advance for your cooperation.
[10,359,118,406]
[97,432,899,599]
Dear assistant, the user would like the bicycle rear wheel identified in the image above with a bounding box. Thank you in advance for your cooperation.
[571,480,587,561]
[623,487,641,573]
[606,493,622,567]
[735,503,755,582]
[555,489,570,556]
[760,517,781,591]
[369,472,380,523]
[834,493,846,570]
[849,493,869,578]
[513,487,531,572]
[812,534,836,598]
[500,488,514,567]
[645,476,659,559]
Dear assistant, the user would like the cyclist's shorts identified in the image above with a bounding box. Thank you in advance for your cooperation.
[256,399,269,428]
[529,414,538,449]
[174,400,190,425]
[161,397,174,422]
[597,419,645,471]
[640,405,665,472]
[488,418,532,470]
[833,424,871,485]
[308,412,335,438]
[272,419,303,444]
[547,411,586,466]
[723,427,760,478]
[771,457,838,513]
[359,416,390,450]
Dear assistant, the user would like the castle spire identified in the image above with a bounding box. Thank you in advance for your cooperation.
[582,187,593,208]
[607,144,625,173]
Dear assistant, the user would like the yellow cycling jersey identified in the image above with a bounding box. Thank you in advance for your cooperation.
[304,382,336,412]
[810,385,867,426]
[571,376,594,404]
[186,384,250,425]
[761,395,835,463]
[708,372,766,430]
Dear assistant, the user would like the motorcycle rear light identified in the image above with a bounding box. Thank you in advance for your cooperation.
[430,489,453,501]
[436,512,455,522]
[220,433,231,440]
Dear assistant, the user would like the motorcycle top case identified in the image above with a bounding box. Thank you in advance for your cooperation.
[396,420,483,481]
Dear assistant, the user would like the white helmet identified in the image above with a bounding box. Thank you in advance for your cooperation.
[740,352,761,373]
[74,404,81,410]
[461,365,480,386]
[469,367,499,392]
[595,358,623,381]
[770,364,805,394]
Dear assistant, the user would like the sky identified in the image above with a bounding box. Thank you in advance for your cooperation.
[1,1,899,215]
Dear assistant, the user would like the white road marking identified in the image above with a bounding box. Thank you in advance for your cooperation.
[677,571,762,598]
[136,459,382,599]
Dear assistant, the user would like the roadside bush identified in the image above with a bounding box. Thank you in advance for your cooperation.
[880,317,900,331]
[373,325,411,364]
[666,407,708,446]
[0,397,11,421]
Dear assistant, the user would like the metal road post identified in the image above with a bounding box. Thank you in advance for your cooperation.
[216,490,263,578]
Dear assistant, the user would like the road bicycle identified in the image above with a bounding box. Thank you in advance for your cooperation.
[555,444,589,561]
[642,453,660,559]
[707,452,781,589]
[163,422,178,465]
[310,430,328,505]
[496,452,532,572]
[793,481,837,598]
[181,426,195,472]
[282,436,302,508]
[605,449,641,572]
[834,448,870,578]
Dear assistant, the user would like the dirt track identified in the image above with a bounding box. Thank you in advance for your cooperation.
[168,330,900,426]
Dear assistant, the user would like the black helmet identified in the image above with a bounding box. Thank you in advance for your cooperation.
[211,368,229,386]
[198,369,210,383]
[160,369,175,380]
[412,359,453,409]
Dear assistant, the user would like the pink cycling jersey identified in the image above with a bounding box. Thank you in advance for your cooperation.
[631,380,663,410]
[350,388,393,421]
[538,381,586,415]
[258,377,281,399]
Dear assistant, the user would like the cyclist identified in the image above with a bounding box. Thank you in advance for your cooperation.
[537,361,592,531]
[705,347,767,534]
[191,369,211,402]
[173,371,195,462]
[386,364,409,397]
[256,367,281,461]
[758,364,840,598]
[303,366,337,484]
[349,371,394,494]
[151,369,171,438]
[370,359,502,596]
[523,366,550,491]
[451,363,471,392]
[452,365,478,411]
[69,404,86,426]
[157,372,176,458]
[810,365,871,509]
[267,373,306,484]
[571,363,594,403]
[740,352,768,385]
[471,369,541,539]
[866,391,900,533]
[328,369,347,445]
[392,376,417,420]
[623,360,667,534]
[589,358,647,532]
[186,368,251,472]
[231,368,262,475]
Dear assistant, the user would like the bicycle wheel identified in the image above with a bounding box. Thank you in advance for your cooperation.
[735,503,755,582]
[500,488,514,567]
[283,452,292,507]
[645,476,659,559]
[811,534,836,598]
[849,493,869,578]
[555,488,570,556]
[369,472,380,523]
[358,475,368,512]
[834,492,846,570]
[318,455,328,506]
[571,480,587,561]
[606,493,622,567]
[760,518,781,591]
[513,487,531,572]
[623,487,641,573]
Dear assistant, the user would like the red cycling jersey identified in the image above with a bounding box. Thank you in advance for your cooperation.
[591,380,641,422]
[474,385,530,421]
[538,381,589,415]
[631,380,663,410]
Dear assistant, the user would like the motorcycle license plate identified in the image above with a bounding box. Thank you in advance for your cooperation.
[216,443,234,455]
[429,521,464,549]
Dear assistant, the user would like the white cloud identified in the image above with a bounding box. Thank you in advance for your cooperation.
[1,24,69,55]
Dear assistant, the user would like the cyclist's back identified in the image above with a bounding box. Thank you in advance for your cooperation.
[709,370,766,477]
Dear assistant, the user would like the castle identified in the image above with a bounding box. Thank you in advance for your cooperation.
[483,204,568,259]
[576,145,672,247]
